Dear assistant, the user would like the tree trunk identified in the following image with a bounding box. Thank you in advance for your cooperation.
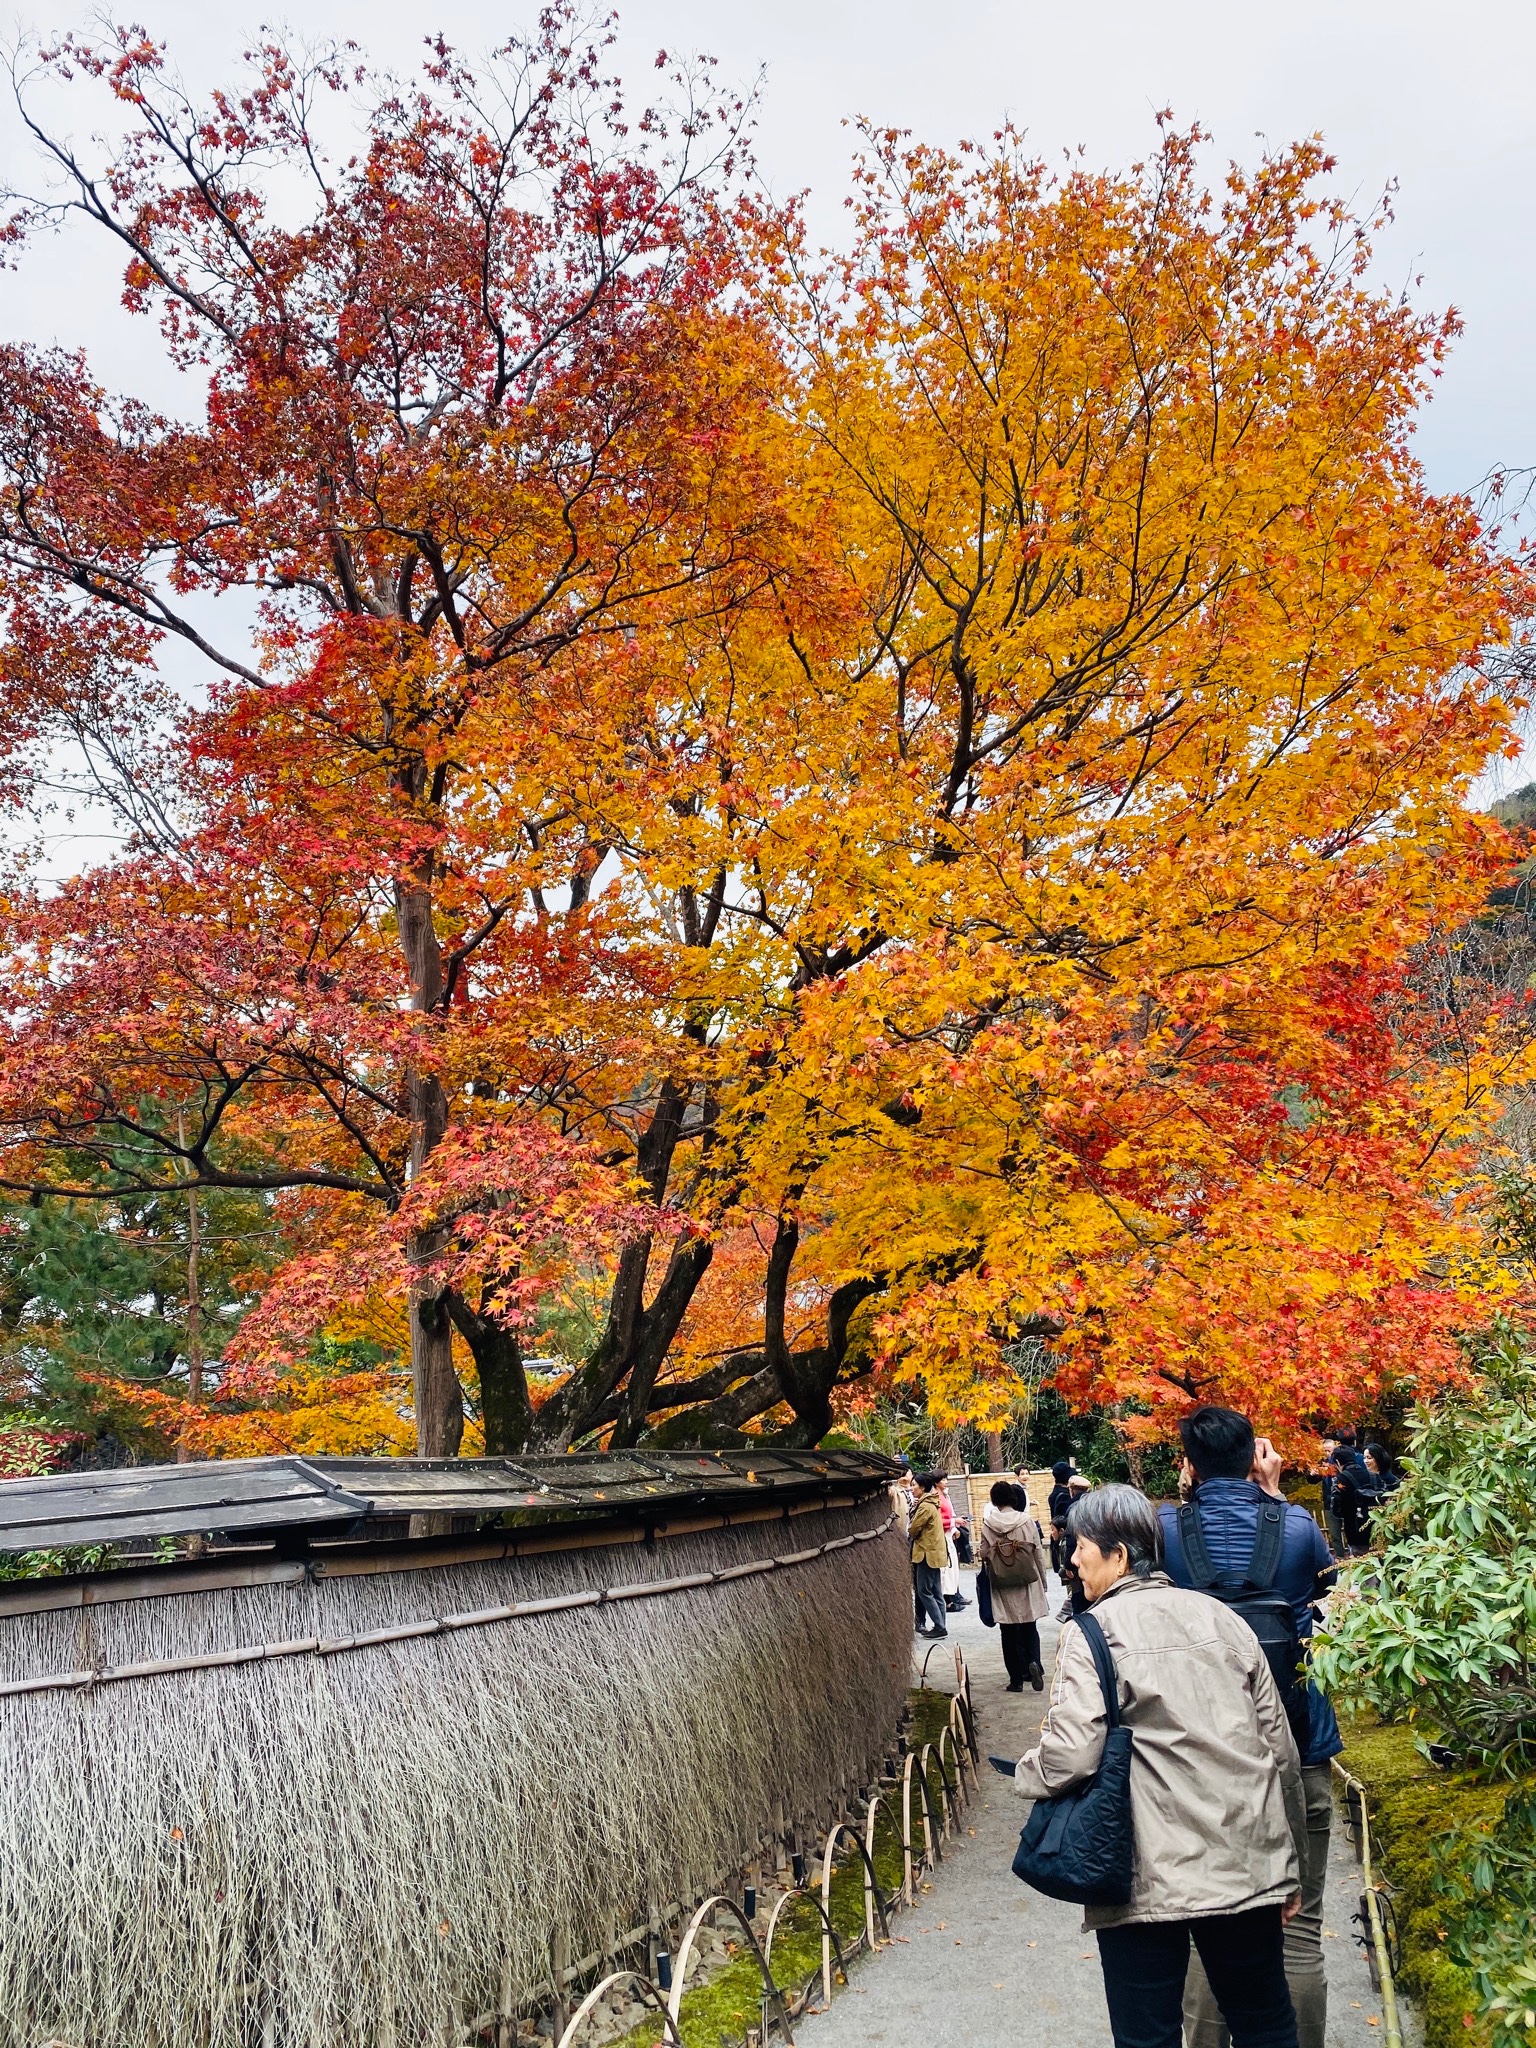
[408,1272,463,1458]
[607,1234,715,1446]
[772,1274,881,1447]
[395,860,465,1459]
[532,1073,710,1449]
[449,1294,533,1454]
[985,1431,1004,1473]
[176,1107,203,1471]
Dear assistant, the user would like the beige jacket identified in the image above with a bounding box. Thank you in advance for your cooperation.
[978,1504,1049,1624]
[1012,1573,1305,1928]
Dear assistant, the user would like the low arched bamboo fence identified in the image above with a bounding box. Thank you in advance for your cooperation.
[553,1642,979,2048]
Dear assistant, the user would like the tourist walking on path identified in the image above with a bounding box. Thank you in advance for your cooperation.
[1047,1459,1075,1574]
[937,1474,971,1612]
[1159,1407,1340,2048]
[979,1480,1048,1691]
[909,1470,949,1638]
[1355,1445,1402,1541]
[1332,1446,1373,1555]
[1318,1435,1350,1557]
[1009,1483,1306,2048]
[1057,1472,1094,1618]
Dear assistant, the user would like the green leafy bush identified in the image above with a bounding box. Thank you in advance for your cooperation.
[1312,1325,1536,1768]
[1451,1785,1536,2045]
[1336,1719,1536,2048]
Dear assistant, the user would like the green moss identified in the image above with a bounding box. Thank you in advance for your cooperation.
[614,1688,960,2046]
[1338,1716,1527,2048]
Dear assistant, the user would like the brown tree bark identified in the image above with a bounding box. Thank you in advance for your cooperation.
[395,856,464,1459]
[448,1294,532,1454]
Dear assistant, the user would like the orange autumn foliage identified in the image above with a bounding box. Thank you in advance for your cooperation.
[0,34,1531,1456]
[97,1365,419,1460]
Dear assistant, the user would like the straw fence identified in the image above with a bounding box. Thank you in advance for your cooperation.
[0,1494,908,2048]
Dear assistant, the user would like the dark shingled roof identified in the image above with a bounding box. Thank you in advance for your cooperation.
[0,1448,900,1553]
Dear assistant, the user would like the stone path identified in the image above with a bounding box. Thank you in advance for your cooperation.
[796,1576,1415,2048]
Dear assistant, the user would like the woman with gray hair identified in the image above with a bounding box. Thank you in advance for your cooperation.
[1009,1483,1307,2048]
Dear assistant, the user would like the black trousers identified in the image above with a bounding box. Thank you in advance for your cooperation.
[911,1562,947,1634]
[1097,1906,1297,2048]
[998,1620,1040,1684]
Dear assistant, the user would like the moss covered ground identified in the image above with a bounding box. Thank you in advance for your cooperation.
[1338,1715,1532,2048]
[614,1687,961,2048]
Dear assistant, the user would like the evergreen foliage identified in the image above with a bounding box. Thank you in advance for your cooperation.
[1313,1324,1536,1769]
[0,1172,282,1459]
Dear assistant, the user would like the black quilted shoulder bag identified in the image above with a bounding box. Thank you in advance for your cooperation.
[1011,1609,1135,1906]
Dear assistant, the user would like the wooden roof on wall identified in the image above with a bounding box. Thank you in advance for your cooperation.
[0,1449,900,1554]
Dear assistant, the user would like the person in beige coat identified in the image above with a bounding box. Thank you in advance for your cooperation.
[978,1480,1048,1690]
[1010,1484,1306,2048]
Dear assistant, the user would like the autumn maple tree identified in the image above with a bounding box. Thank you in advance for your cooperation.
[0,14,779,1455]
[0,26,1530,1458]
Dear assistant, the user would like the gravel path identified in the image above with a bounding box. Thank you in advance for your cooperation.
[795,1574,1415,2048]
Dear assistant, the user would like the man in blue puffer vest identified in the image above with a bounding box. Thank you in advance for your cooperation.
[1159,1407,1340,2048]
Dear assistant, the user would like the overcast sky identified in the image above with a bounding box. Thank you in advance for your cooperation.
[3,0,1533,807]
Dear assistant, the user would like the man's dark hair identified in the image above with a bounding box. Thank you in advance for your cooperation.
[1178,1405,1256,1481]
[915,1469,943,1492]
[1052,1460,1073,1483]
[989,1479,1015,1507]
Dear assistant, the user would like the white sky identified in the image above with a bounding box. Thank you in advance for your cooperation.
[3,0,1534,813]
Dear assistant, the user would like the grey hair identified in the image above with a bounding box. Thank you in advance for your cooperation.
[1066,1482,1163,1578]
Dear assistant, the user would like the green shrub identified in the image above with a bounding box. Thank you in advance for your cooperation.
[1339,1719,1536,2048]
[1312,1325,1536,1769]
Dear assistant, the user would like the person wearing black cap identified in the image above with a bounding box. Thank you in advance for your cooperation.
[1047,1459,1075,1575]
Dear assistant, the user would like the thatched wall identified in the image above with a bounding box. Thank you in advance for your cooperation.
[0,1496,907,2048]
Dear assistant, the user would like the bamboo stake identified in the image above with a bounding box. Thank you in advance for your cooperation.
[1332,1758,1404,2048]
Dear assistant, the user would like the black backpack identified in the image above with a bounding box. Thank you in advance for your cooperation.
[1176,1501,1312,1754]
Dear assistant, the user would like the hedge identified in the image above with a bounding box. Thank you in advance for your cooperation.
[1340,1716,1535,2048]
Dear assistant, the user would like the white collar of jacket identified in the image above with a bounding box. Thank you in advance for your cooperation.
[982,1503,1032,1534]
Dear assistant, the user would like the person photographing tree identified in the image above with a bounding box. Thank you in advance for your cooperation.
[1159,1408,1340,2048]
